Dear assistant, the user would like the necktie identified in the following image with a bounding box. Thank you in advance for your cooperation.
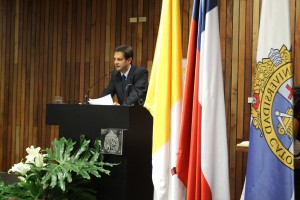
[122,75,126,92]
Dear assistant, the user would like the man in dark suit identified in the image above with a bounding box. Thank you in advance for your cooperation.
[102,45,148,106]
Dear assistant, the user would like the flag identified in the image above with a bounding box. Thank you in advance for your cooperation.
[244,0,294,199]
[143,0,185,199]
[176,0,230,199]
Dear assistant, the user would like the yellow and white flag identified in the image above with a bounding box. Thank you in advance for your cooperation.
[143,0,184,199]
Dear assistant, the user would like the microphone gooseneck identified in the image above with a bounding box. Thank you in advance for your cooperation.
[124,84,131,106]
[82,71,111,104]
[124,84,144,106]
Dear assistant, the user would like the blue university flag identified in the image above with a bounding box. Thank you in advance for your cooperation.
[245,0,294,199]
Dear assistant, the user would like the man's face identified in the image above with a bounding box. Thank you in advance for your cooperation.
[114,51,132,73]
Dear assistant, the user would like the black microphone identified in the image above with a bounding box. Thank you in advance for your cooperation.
[124,84,144,106]
[82,71,111,104]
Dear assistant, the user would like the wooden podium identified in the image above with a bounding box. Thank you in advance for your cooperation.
[46,104,153,200]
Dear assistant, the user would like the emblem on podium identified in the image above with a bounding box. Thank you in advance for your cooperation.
[100,129,124,155]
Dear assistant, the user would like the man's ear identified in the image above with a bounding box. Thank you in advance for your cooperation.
[128,57,133,64]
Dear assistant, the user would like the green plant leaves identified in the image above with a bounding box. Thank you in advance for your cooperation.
[0,135,116,200]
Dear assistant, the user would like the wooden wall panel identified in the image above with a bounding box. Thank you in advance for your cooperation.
[1,0,300,199]
[0,0,162,166]
[292,0,300,83]
[230,0,239,197]
[0,0,4,169]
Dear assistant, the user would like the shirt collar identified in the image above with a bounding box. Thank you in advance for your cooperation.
[121,65,131,79]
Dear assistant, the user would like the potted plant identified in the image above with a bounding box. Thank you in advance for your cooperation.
[0,136,115,200]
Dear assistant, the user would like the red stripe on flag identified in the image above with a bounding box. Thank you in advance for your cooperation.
[200,170,212,200]
[178,41,212,199]
[176,19,197,186]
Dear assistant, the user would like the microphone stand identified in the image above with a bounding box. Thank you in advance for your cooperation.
[82,90,90,105]
[82,72,110,104]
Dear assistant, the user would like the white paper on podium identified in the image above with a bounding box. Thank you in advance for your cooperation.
[88,94,114,105]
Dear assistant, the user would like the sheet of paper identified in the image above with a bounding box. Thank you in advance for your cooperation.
[88,94,114,105]
[236,141,249,147]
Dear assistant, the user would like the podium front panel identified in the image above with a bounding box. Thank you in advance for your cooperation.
[46,104,153,200]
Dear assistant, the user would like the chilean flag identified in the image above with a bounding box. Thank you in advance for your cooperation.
[176,0,230,199]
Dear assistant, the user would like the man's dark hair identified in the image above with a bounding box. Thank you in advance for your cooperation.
[115,45,134,60]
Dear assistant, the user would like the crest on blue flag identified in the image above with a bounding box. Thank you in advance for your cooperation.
[251,45,293,170]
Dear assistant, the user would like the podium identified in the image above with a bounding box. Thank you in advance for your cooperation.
[46,104,153,200]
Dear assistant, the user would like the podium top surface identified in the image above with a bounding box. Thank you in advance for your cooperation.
[46,104,152,129]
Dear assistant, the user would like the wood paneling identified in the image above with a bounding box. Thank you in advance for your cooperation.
[0,0,300,199]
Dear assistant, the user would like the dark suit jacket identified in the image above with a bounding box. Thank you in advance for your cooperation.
[102,65,148,105]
